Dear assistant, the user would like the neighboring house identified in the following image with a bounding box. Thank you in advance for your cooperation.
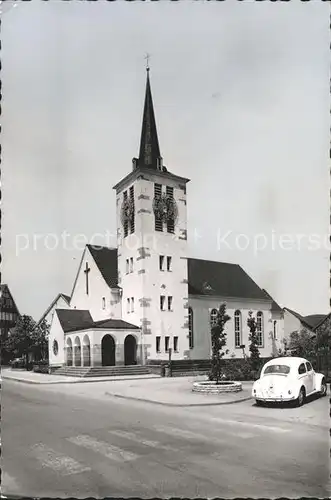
[46,68,284,370]
[0,284,20,364]
[284,307,328,338]
[37,293,71,328]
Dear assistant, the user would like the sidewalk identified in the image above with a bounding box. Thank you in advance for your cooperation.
[104,376,253,407]
[1,368,160,385]
[2,369,253,407]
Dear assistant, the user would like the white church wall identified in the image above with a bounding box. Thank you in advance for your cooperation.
[188,296,275,360]
[70,247,118,322]
[116,170,189,363]
[48,312,65,367]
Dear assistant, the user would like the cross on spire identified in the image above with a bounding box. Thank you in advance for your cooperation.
[84,262,91,295]
[145,53,150,72]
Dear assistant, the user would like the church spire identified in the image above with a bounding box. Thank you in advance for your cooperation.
[138,64,162,170]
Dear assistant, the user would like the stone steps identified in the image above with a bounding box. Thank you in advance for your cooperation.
[54,365,151,378]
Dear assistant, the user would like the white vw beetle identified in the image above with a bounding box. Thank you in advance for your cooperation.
[252,357,327,406]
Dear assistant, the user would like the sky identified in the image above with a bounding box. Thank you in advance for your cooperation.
[2,0,329,320]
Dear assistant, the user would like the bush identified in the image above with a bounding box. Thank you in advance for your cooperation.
[33,360,50,374]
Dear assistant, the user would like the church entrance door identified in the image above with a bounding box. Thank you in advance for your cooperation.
[124,335,137,366]
[101,334,116,366]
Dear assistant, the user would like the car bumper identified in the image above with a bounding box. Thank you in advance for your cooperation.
[255,396,295,403]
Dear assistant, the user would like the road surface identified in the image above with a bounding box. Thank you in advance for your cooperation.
[2,379,329,498]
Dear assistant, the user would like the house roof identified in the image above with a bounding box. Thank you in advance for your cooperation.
[261,289,283,312]
[86,245,271,303]
[187,258,268,301]
[284,307,328,331]
[304,314,329,330]
[87,244,119,288]
[56,308,139,333]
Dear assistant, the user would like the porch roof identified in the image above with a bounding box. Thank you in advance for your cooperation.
[56,309,139,333]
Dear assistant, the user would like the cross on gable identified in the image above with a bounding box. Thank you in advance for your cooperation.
[84,262,91,295]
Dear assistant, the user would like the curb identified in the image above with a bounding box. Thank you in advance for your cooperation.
[2,375,161,385]
[105,391,252,407]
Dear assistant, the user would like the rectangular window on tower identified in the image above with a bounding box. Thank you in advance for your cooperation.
[159,255,164,271]
[102,297,106,310]
[154,183,163,232]
[126,259,129,274]
[123,191,129,238]
[166,186,175,234]
[165,336,170,353]
[130,257,134,273]
[160,295,166,311]
[129,185,135,234]
[166,256,172,271]
[168,296,173,311]
[131,297,134,313]
[173,336,179,353]
[127,298,130,314]
[156,336,161,353]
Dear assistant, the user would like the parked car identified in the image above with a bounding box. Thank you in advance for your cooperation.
[252,357,327,407]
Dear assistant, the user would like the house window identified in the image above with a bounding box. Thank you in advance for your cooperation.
[257,311,264,347]
[174,336,178,352]
[129,186,135,234]
[156,336,161,353]
[188,307,194,349]
[273,320,277,339]
[165,336,170,353]
[210,308,218,329]
[166,186,175,234]
[154,183,163,232]
[160,295,166,311]
[102,297,106,310]
[126,259,129,274]
[234,310,242,348]
[127,298,130,313]
[159,255,165,271]
[131,297,134,313]
[167,256,172,271]
[168,296,173,311]
[123,191,129,238]
[130,257,134,273]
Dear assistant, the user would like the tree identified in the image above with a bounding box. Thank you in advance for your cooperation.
[4,315,50,366]
[209,303,230,384]
[287,329,316,360]
[4,315,35,365]
[247,311,261,374]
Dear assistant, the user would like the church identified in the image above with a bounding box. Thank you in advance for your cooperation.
[48,67,284,371]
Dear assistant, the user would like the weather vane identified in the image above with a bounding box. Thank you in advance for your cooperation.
[145,53,151,72]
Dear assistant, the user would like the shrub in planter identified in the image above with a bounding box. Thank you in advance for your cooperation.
[33,360,50,374]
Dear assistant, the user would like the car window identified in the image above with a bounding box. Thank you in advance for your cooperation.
[298,363,306,374]
[306,362,312,372]
[264,364,290,375]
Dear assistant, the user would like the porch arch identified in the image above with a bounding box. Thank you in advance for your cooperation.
[66,337,73,366]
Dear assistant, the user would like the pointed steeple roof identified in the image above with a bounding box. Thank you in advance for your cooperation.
[138,68,162,170]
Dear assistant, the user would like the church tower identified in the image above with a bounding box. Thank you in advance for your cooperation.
[113,66,190,364]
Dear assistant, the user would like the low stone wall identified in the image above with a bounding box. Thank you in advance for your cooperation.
[192,381,242,394]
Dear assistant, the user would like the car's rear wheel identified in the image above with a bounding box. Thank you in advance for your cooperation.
[319,379,327,397]
[296,387,305,407]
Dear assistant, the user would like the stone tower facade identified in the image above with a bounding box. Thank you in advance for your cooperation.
[113,69,190,363]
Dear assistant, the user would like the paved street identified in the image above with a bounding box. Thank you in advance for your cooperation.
[2,379,329,498]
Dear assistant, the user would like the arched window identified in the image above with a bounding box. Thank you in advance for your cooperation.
[257,311,264,347]
[234,310,242,348]
[188,307,194,349]
[210,308,218,329]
